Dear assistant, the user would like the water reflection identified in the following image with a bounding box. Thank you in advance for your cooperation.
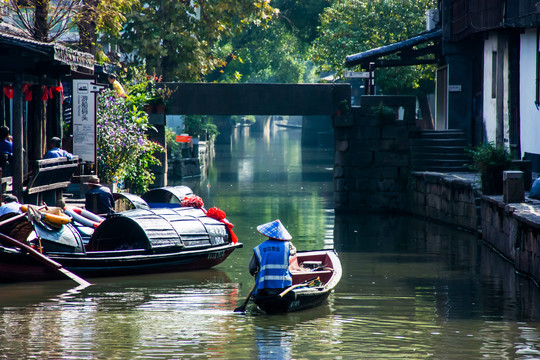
[2,128,540,359]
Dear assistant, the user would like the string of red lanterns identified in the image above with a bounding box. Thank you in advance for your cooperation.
[3,83,63,101]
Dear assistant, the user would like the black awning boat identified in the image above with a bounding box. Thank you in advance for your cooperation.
[0,190,242,283]
[251,249,341,313]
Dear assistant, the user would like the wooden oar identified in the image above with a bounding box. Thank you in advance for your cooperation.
[279,276,320,298]
[0,232,91,287]
[0,213,27,227]
[234,281,256,313]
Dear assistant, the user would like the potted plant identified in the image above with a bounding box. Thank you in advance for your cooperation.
[144,77,175,113]
[371,102,396,123]
[466,142,513,195]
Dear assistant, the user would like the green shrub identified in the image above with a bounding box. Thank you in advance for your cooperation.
[466,142,512,173]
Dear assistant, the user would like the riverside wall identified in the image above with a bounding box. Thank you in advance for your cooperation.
[407,172,481,233]
[333,95,540,284]
[333,96,417,213]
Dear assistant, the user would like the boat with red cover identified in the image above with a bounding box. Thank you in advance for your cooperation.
[251,249,341,313]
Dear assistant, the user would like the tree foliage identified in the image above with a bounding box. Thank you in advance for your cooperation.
[77,0,138,55]
[119,0,278,81]
[311,0,437,94]
[209,22,306,83]
[207,0,331,83]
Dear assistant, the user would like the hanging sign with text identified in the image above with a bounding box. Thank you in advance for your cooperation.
[72,79,106,163]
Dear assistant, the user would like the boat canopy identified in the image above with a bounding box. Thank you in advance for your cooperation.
[141,186,194,208]
[87,207,228,251]
[113,192,150,211]
[34,221,85,253]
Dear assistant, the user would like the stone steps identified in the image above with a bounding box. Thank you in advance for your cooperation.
[410,130,472,172]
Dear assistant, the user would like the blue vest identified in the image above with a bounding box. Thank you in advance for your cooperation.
[253,239,292,291]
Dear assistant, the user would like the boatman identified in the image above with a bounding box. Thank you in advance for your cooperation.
[249,219,298,296]
[84,175,115,215]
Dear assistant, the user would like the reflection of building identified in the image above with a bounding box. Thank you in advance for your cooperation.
[0,24,94,201]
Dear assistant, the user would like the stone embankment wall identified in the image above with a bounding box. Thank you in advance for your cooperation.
[333,94,540,284]
[408,172,481,233]
[482,197,540,284]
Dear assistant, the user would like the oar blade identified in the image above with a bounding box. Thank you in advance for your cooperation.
[58,267,92,288]
[233,282,256,313]
[233,305,247,313]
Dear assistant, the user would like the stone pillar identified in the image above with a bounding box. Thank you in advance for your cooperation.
[147,114,167,187]
[503,170,524,203]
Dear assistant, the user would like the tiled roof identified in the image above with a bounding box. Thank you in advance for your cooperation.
[0,25,94,70]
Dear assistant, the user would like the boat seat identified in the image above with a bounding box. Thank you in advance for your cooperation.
[291,269,333,284]
[301,260,323,269]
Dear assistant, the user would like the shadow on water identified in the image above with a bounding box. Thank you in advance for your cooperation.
[334,212,540,322]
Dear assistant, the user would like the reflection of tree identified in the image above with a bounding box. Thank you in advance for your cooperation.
[203,130,333,252]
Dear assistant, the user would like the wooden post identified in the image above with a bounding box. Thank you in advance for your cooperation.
[12,74,23,201]
[0,81,4,126]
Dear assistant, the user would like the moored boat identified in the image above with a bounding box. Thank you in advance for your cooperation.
[0,188,242,283]
[251,249,341,314]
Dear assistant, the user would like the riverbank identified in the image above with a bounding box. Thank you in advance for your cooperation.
[408,170,540,285]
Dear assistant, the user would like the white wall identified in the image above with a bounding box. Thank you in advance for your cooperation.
[520,29,540,157]
[483,31,510,146]
[483,33,498,143]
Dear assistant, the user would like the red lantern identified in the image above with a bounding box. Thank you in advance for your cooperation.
[42,86,49,101]
[3,85,13,99]
[22,84,32,101]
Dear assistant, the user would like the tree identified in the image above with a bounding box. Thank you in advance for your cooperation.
[5,0,79,42]
[119,0,278,81]
[207,0,331,83]
[4,0,137,56]
[76,0,138,55]
[209,22,306,83]
[311,0,436,94]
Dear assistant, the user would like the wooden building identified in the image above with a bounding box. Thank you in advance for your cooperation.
[0,24,94,201]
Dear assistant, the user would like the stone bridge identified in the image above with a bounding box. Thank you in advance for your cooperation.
[159,84,430,214]
[161,82,350,144]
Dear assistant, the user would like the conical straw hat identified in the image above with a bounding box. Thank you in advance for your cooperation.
[257,219,292,241]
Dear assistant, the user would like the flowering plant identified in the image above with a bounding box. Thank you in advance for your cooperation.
[96,89,164,194]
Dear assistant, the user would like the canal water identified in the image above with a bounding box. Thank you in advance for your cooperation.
[2,123,540,359]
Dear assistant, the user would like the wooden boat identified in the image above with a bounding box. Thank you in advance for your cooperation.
[274,121,302,129]
[251,249,341,314]
[0,190,242,283]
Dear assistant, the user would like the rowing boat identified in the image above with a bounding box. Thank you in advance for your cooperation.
[251,249,341,313]
[0,187,242,283]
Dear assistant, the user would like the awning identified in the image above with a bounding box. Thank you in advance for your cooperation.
[345,29,442,69]
[0,27,94,73]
